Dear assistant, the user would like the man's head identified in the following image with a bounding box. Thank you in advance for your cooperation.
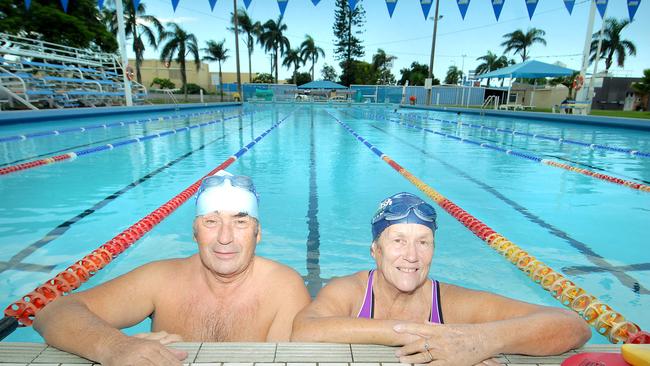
[193,171,261,278]
[370,192,437,292]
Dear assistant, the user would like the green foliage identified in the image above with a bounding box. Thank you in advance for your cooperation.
[0,0,117,52]
[230,8,261,83]
[399,62,438,86]
[287,72,312,86]
[159,23,200,101]
[632,69,650,95]
[349,60,375,85]
[321,64,338,82]
[282,47,304,85]
[372,49,397,85]
[300,35,325,81]
[258,16,290,84]
[333,0,366,86]
[253,73,275,83]
[590,18,636,72]
[180,83,204,95]
[445,65,463,85]
[150,77,176,90]
[501,27,546,62]
[550,71,579,98]
[475,51,513,86]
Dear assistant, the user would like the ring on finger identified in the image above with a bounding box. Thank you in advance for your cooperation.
[424,342,430,351]
[426,349,434,362]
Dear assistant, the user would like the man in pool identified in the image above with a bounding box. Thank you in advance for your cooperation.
[33,171,311,366]
[292,192,590,366]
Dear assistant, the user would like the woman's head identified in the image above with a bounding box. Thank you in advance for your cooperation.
[370,193,437,292]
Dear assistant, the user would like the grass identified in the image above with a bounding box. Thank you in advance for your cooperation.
[589,110,650,120]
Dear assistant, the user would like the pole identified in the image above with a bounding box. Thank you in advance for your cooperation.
[585,6,606,114]
[233,0,242,100]
[576,0,597,105]
[426,0,440,105]
[115,0,133,106]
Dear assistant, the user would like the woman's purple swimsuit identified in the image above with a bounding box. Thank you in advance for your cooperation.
[356,269,443,323]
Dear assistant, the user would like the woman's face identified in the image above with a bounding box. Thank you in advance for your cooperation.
[372,223,434,293]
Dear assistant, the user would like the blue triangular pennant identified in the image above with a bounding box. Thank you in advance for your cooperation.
[595,0,608,18]
[208,0,217,11]
[627,0,641,21]
[277,0,289,15]
[456,0,470,20]
[563,0,575,14]
[132,0,141,9]
[171,0,180,11]
[491,0,504,20]
[525,0,539,19]
[349,0,358,11]
[25,0,31,10]
[243,0,252,8]
[311,0,321,5]
[60,0,69,12]
[385,0,398,17]
[420,0,433,19]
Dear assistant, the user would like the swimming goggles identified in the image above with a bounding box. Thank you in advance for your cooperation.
[196,174,258,200]
[371,192,437,239]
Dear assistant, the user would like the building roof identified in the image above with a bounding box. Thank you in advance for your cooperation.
[297,80,348,89]
[477,60,575,79]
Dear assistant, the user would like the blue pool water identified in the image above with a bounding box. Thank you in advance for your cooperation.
[0,104,648,343]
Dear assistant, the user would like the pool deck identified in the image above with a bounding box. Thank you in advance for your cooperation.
[0,342,621,365]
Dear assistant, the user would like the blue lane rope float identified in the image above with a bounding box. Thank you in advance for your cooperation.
[0,107,239,144]
[393,110,650,158]
[2,108,297,334]
[325,109,646,344]
[0,110,254,176]
[357,109,650,192]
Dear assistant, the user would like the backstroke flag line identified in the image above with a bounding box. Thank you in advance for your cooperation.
[628,0,641,20]
[420,0,433,19]
[491,0,505,20]
[457,0,471,19]
[277,0,289,15]
[385,0,398,17]
[526,0,539,19]
[563,0,576,14]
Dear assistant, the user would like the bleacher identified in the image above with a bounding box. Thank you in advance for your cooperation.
[0,32,147,110]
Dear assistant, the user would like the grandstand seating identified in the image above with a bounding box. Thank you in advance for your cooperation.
[0,32,147,110]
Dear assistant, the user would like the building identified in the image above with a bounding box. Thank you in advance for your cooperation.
[591,76,642,111]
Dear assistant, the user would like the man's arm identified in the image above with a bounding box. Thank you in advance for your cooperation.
[265,267,311,342]
[33,261,186,365]
[290,275,420,346]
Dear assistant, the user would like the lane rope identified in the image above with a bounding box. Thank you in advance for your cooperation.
[399,110,650,158]
[2,108,297,330]
[327,109,646,344]
[0,110,253,176]
[361,110,650,193]
[0,107,237,144]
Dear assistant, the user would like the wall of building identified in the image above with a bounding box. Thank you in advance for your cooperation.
[510,83,569,109]
[129,59,213,91]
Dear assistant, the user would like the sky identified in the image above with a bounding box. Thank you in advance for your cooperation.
[135,0,650,82]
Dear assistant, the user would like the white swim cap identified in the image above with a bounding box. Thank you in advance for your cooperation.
[195,170,259,219]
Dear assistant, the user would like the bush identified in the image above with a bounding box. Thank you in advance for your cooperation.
[253,73,274,84]
[150,77,175,90]
[182,83,205,94]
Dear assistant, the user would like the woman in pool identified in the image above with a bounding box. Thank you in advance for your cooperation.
[292,192,590,366]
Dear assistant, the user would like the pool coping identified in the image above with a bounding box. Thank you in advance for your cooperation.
[0,342,622,365]
[401,104,650,131]
[0,102,242,125]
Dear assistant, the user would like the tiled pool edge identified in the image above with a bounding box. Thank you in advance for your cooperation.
[0,342,622,365]
[401,104,650,131]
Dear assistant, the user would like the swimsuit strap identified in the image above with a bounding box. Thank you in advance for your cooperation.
[429,279,444,324]
[357,270,375,319]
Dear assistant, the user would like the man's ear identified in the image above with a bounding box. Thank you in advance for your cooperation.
[256,223,262,244]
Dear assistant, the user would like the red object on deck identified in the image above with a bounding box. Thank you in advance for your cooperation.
[561,352,630,366]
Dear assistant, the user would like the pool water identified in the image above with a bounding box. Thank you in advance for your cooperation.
[0,104,648,343]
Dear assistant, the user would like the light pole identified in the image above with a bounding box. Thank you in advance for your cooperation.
[426,0,441,106]
[233,0,242,100]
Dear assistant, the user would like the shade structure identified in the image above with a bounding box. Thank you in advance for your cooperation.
[477,60,575,79]
[297,80,348,89]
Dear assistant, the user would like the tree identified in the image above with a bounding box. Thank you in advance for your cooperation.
[287,72,312,86]
[150,77,175,90]
[589,18,636,73]
[202,40,229,101]
[321,64,338,81]
[445,65,463,85]
[632,69,650,110]
[230,8,261,83]
[475,51,511,86]
[550,71,579,99]
[282,48,304,85]
[333,0,365,86]
[371,49,397,85]
[159,23,200,101]
[300,35,325,81]
[252,73,274,83]
[258,16,290,84]
[501,28,546,62]
[0,0,117,52]
[102,1,163,84]
[399,62,437,86]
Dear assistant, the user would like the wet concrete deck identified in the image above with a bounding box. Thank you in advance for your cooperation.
[0,342,621,365]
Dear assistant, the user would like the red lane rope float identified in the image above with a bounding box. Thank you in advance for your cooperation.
[326,110,646,344]
[0,110,252,177]
[3,109,296,327]
[362,110,650,193]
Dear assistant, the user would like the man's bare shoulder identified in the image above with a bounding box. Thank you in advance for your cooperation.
[254,256,304,287]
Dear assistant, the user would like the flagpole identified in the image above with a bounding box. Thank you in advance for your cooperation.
[586,6,606,114]
[233,0,243,101]
[115,0,133,106]
[426,0,440,106]
[576,0,596,112]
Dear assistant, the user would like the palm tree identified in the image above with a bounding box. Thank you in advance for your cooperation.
[203,40,230,102]
[589,18,637,73]
[550,71,580,99]
[159,23,200,101]
[258,16,290,84]
[444,65,463,85]
[102,1,163,84]
[371,49,397,85]
[282,48,304,85]
[475,51,511,86]
[632,69,650,110]
[231,9,261,83]
[299,35,325,81]
[501,28,546,62]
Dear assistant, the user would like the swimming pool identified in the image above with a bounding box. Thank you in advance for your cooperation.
[0,103,648,343]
